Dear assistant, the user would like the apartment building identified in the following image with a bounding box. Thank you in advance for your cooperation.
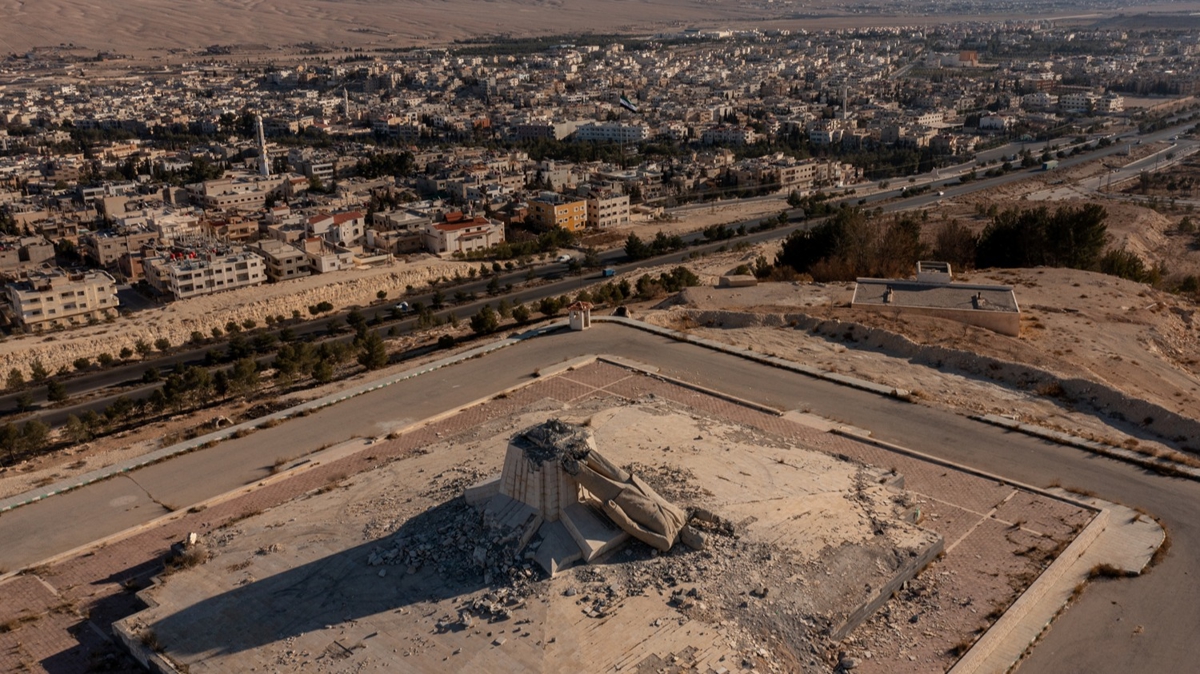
[248,239,310,282]
[184,175,286,211]
[80,227,159,267]
[3,268,119,329]
[144,248,266,300]
[586,193,631,229]
[307,211,367,248]
[700,126,760,146]
[574,122,649,143]
[422,212,506,255]
[528,192,587,232]
[0,235,54,272]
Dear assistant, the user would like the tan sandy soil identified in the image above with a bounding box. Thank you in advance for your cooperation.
[6,1,1200,54]
[639,262,1199,449]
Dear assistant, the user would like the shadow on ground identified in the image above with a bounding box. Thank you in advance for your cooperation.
[148,499,491,661]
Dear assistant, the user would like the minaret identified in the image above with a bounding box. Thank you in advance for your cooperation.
[256,114,270,177]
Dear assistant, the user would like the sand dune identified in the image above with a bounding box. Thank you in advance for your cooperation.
[0,0,769,53]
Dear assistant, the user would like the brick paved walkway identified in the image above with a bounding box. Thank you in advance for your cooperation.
[0,361,1092,674]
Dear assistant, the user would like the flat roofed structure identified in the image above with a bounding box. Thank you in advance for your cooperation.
[852,276,1020,336]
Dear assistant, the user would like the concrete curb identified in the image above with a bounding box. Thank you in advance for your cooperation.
[828,429,1100,514]
[972,414,1200,481]
[591,316,912,401]
[0,321,569,516]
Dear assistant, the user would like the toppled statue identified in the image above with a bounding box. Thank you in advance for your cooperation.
[561,441,688,552]
[465,418,710,577]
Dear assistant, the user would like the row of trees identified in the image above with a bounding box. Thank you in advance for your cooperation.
[773,203,1177,289]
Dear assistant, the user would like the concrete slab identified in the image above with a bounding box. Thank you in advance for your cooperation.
[533,521,582,576]
[561,501,628,562]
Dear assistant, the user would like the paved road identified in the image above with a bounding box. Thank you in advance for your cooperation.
[0,322,1197,672]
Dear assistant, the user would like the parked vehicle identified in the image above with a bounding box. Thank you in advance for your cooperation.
[602,268,616,278]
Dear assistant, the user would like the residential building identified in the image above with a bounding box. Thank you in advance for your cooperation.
[143,247,266,300]
[307,210,367,248]
[528,192,587,232]
[586,192,631,229]
[248,239,310,282]
[701,125,760,146]
[0,235,54,272]
[422,212,505,255]
[80,227,159,267]
[300,237,356,273]
[3,268,119,329]
[575,122,649,143]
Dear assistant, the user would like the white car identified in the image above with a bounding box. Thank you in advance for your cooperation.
[556,254,572,263]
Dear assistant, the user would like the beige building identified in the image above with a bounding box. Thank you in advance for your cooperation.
[423,212,506,255]
[3,268,119,329]
[585,193,630,229]
[81,228,159,267]
[184,175,287,212]
[0,235,55,272]
[144,248,266,300]
[248,239,310,282]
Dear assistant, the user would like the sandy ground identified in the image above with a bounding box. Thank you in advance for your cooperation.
[7,1,1200,54]
[640,264,1199,450]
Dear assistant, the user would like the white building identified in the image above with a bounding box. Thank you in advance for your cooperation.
[144,248,266,300]
[423,212,506,255]
[3,268,119,329]
[701,126,760,146]
[575,122,649,143]
[307,210,367,248]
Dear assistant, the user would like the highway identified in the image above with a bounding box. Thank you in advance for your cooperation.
[0,322,1196,672]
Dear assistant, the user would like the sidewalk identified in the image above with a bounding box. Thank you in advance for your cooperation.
[950,492,1164,674]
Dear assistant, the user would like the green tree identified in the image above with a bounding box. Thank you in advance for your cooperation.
[229,357,260,396]
[46,380,67,403]
[64,414,91,444]
[20,420,49,455]
[470,305,500,335]
[6,368,24,390]
[30,359,49,382]
[135,340,153,357]
[512,304,531,324]
[73,357,91,371]
[312,359,334,384]
[538,296,562,317]
[932,220,978,272]
[97,353,115,367]
[357,331,389,370]
[624,233,650,261]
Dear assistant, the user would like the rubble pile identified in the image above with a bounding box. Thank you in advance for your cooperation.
[513,418,592,468]
[364,499,539,591]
